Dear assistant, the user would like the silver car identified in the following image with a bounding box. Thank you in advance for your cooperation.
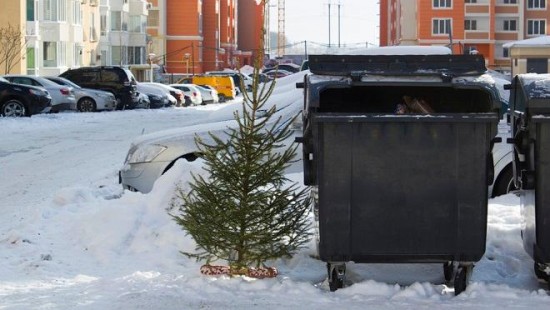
[119,101,301,193]
[195,84,219,104]
[45,76,116,112]
[3,75,76,113]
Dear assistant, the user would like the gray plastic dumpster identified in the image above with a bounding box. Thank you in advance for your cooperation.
[509,74,550,288]
[298,54,501,294]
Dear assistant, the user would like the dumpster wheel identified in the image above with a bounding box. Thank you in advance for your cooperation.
[453,264,473,296]
[443,261,454,282]
[534,262,550,285]
[327,263,345,292]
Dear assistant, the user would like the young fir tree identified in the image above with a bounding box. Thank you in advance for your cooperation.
[171,4,311,271]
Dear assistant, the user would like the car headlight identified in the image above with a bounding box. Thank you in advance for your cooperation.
[126,144,167,164]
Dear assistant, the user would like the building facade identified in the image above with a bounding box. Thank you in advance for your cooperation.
[147,0,264,75]
[0,0,148,77]
[380,0,550,72]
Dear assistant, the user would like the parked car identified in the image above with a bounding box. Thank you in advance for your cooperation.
[169,83,203,105]
[263,63,301,74]
[191,75,236,102]
[136,83,172,108]
[184,95,192,107]
[135,92,151,109]
[195,84,219,104]
[44,76,116,112]
[59,66,138,110]
[119,94,302,193]
[264,69,294,80]
[0,76,52,117]
[3,75,76,112]
[204,70,252,93]
[139,82,185,107]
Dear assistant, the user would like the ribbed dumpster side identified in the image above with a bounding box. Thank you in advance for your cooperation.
[314,114,498,263]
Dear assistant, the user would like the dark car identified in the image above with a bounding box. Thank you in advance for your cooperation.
[0,76,52,117]
[59,66,138,110]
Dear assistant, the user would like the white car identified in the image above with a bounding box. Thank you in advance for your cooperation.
[119,99,301,193]
[169,83,203,106]
[45,76,116,112]
[195,84,219,104]
[140,82,185,107]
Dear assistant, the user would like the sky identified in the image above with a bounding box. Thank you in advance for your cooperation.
[1,69,550,308]
[268,0,380,50]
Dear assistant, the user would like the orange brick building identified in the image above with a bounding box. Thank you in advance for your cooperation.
[380,0,550,72]
[147,0,265,74]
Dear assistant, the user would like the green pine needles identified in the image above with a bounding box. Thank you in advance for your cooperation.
[171,61,311,270]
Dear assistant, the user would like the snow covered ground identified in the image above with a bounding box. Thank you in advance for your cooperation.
[1,73,550,309]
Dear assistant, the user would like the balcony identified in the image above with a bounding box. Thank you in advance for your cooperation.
[130,0,149,16]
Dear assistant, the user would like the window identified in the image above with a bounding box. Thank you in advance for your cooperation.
[43,0,58,21]
[43,42,57,67]
[433,19,452,35]
[465,0,477,3]
[90,12,97,41]
[27,0,36,21]
[465,19,477,30]
[503,0,518,3]
[504,20,517,31]
[503,48,509,58]
[73,0,81,25]
[26,47,36,75]
[127,46,145,64]
[433,0,452,8]
[527,19,546,35]
[528,0,546,8]
[130,16,141,32]
[122,12,129,31]
[147,10,159,27]
[111,11,121,31]
[100,14,107,36]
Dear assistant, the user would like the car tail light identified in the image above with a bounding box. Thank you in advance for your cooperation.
[193,92,197,97]
[60,88,70,95]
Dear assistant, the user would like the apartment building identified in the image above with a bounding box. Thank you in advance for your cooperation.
[380,0,550,72]
[98,0,149,80]
[147,0,264,75]
[0,0,148,76]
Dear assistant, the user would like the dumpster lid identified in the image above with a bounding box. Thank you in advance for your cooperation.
[516,74,550,100]
[308,54,487,77]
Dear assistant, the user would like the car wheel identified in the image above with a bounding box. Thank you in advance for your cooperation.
[115,97,124,110]
[77,98,97,112]
[218,94,226,103]
[1,99,27,117]
[492,164,517,197]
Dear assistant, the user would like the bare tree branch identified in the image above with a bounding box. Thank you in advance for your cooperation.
[0,24,27,74]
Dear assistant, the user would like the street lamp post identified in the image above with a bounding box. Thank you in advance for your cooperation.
[184,53,190,74]
[148,53,156,82]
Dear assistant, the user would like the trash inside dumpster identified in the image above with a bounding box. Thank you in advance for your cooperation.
[509,74,550,289]
[297,54,501,294]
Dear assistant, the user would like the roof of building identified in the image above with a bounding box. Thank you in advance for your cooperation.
[503,35,550,48]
